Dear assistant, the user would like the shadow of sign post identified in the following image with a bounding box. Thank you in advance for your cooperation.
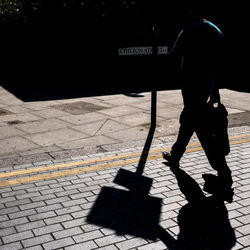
[86,26,176,245]
[86,89,164,240]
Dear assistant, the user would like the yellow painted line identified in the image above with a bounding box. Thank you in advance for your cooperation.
[230,138,250,145]
[0,147,202,187]
[0,157,154,187]
[0,134,250,178]
[229,133,250,140]
[1,133,250,179]
[0,150,170,179]
[0,137,250,187]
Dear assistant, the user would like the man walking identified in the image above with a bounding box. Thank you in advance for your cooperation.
[162,3,233,202]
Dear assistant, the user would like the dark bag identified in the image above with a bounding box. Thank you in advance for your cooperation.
[206,102,230,155]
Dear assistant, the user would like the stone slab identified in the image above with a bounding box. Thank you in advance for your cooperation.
[0,126,26,139]
[0,137,39,155]
[57,135,119,150]
[23,128,89,147]
[73,119,130,136]
[97,106,143,117]
[59,113,110,125]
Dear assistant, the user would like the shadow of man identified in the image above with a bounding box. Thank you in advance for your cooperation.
[86,163,236,250]
[158,164,236,250]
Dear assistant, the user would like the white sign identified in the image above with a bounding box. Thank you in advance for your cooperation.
[118,46,168,56]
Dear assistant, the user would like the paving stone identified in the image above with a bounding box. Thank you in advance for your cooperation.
[95,235,127,247]
[97,245,119,250]
[36,203,63,213]
[52,227,83,240]
[31,194,56,202]
[14,118,71,133]
[33,224,64,236]
[0,242,23,250]
[63,218,86,229]
[115,237,148,250]
[0,137,39,155]
[237,234,250,247]
[236,224,250,235]
[24,128,89,147]
[28,211,57,221]
[42,237,75,249]
[97,106,143,118]
[16,220,46,232]
[2,230,34,244]
[20,201,46,211]
[0,126,25,139]
[22,234,53,248]
[73,230,104,243]
[65,240,98,250]
[0,217,29,229]
[58,135,119,150]
[0,227,16,237]
[44,214,73,225]
[137,241,166,250]
[59,113,109,125]
[25,245,44,250]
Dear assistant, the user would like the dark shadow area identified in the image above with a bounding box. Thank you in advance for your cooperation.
[0,78,171,102]
[160,165,236,250]
[0,0,180,102]
[4,0,250,102]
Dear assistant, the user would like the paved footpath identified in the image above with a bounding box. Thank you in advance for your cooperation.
[0,86,250,168]
[0,131,250,249]
[0,86,250,249]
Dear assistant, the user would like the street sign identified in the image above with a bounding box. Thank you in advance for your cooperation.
[118,46,168,56]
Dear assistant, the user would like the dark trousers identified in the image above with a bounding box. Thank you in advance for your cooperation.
[171,107,232,187]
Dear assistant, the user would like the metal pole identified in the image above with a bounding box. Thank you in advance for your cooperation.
[151,25,157,128]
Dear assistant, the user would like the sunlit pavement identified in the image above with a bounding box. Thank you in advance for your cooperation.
[0,86,250,249]
[0,86,250,168]
[0,131,249,249]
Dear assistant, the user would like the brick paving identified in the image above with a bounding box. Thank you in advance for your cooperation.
[0,137,250,249]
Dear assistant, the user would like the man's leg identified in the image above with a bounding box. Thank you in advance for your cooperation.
[196,128,233,186]
[196,127,233,202]
[163,109,194,164]
[170,123,194,162]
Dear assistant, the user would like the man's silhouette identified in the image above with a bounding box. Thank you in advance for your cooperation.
[157,166,236,250]
[162,3,233,202]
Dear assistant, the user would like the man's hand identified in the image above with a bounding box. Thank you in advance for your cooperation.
[208,90,221,105]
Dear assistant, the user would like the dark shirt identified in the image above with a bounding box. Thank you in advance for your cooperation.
[171,20,224,107]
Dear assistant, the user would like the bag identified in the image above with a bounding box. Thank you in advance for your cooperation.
[206,102,230,155]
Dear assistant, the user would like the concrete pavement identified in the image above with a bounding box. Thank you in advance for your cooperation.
[0,86,250,168]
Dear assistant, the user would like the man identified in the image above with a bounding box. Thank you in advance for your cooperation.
[162,3,233,202]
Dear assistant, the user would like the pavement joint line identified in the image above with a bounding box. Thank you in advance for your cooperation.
[0,136,250,187]
[1,133,250,179]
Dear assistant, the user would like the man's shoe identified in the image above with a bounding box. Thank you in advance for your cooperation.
[202,174,234,203]
[162,151,172,161]
[162,152,179,167]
